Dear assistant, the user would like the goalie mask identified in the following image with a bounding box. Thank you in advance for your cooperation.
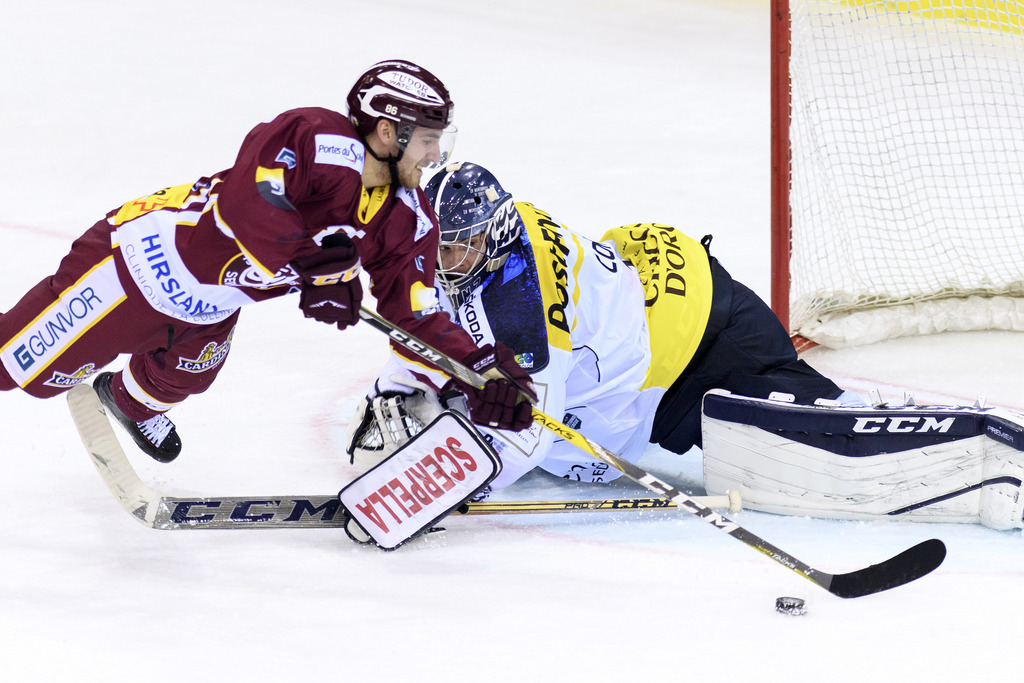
[424,162,522,307]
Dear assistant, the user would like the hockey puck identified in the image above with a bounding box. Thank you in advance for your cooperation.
[775,596,806,616]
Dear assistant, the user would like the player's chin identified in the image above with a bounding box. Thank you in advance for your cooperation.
[400,166,425,190]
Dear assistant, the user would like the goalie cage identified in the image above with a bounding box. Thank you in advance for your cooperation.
[771,0,1024,348]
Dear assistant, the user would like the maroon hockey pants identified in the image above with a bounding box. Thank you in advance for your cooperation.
[0,219,238,419]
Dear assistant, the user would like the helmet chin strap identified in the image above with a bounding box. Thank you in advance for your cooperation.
[364,121,413,188]
[364,142,404,188]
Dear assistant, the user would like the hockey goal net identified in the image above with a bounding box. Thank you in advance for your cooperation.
[772,0,1024,348]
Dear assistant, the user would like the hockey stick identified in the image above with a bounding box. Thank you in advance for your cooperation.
[360,306,947,598]
[67,383,737,529]
[459,491,742,515]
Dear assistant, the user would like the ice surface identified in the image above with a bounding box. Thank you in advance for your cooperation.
[1,1,1020,680]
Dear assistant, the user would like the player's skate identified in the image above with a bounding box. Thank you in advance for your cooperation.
[93,372,182,463]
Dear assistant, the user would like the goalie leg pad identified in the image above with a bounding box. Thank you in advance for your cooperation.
[978,410,1024,530]
[339,410,501,549]
[701,389,1024,530]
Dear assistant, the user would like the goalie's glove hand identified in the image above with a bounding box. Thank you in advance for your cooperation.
[291,233,362,330]
[452,343,537,432]
[345,374,445,470]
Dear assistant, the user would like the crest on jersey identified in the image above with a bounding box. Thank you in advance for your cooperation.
[220,254,299,290]
[43,363,97,388]
[176,332,234,373]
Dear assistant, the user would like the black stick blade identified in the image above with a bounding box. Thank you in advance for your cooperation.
[827,539,946,598]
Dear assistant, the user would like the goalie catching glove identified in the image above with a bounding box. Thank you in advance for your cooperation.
[451,343,537,432]
[345,373,463,472]
[291,233,362,330]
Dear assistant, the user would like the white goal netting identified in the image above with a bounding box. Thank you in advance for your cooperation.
[785,0,1024,347]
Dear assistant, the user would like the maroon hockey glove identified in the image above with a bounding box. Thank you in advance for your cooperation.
[452,343,537,432]
[291,234,363,330]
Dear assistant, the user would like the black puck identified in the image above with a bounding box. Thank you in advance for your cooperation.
[775,596,806,616]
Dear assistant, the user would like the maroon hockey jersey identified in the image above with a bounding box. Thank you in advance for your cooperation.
[106,106,478,366]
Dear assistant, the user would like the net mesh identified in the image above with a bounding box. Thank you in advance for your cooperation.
[787,0,1024,345]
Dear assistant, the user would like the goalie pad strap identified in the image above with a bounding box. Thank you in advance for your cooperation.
[702,390,988,455]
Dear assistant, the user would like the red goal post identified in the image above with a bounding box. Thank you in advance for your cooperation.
[771,0,1024,349]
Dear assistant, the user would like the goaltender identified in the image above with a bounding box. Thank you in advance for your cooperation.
[348,161,851,484]
[346,161,1024,534]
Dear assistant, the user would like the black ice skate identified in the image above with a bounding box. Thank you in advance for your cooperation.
[93,372,182,463]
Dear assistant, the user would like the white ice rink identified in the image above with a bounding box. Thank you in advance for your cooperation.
[1,0,1022,680]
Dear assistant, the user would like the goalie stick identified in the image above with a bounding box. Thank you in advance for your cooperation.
[67,383,736,528]
[358,306,947,598]
[458,491,742,515]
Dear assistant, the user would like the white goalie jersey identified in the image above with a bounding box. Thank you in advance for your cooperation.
[369,204,671,490]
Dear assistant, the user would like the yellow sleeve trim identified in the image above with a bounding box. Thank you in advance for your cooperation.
[109,183,195,227]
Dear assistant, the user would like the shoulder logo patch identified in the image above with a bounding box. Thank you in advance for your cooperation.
[314,134,364,172]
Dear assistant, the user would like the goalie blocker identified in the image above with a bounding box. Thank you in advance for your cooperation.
[701,389,1024,530]
[340,410,501,549]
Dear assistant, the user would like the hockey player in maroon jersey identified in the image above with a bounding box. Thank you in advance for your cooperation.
[0,59,534,463]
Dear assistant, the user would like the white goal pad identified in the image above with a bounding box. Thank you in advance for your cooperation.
[701,389,1024,530]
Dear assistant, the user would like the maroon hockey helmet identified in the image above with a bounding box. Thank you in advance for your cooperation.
[347,59,455,141]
